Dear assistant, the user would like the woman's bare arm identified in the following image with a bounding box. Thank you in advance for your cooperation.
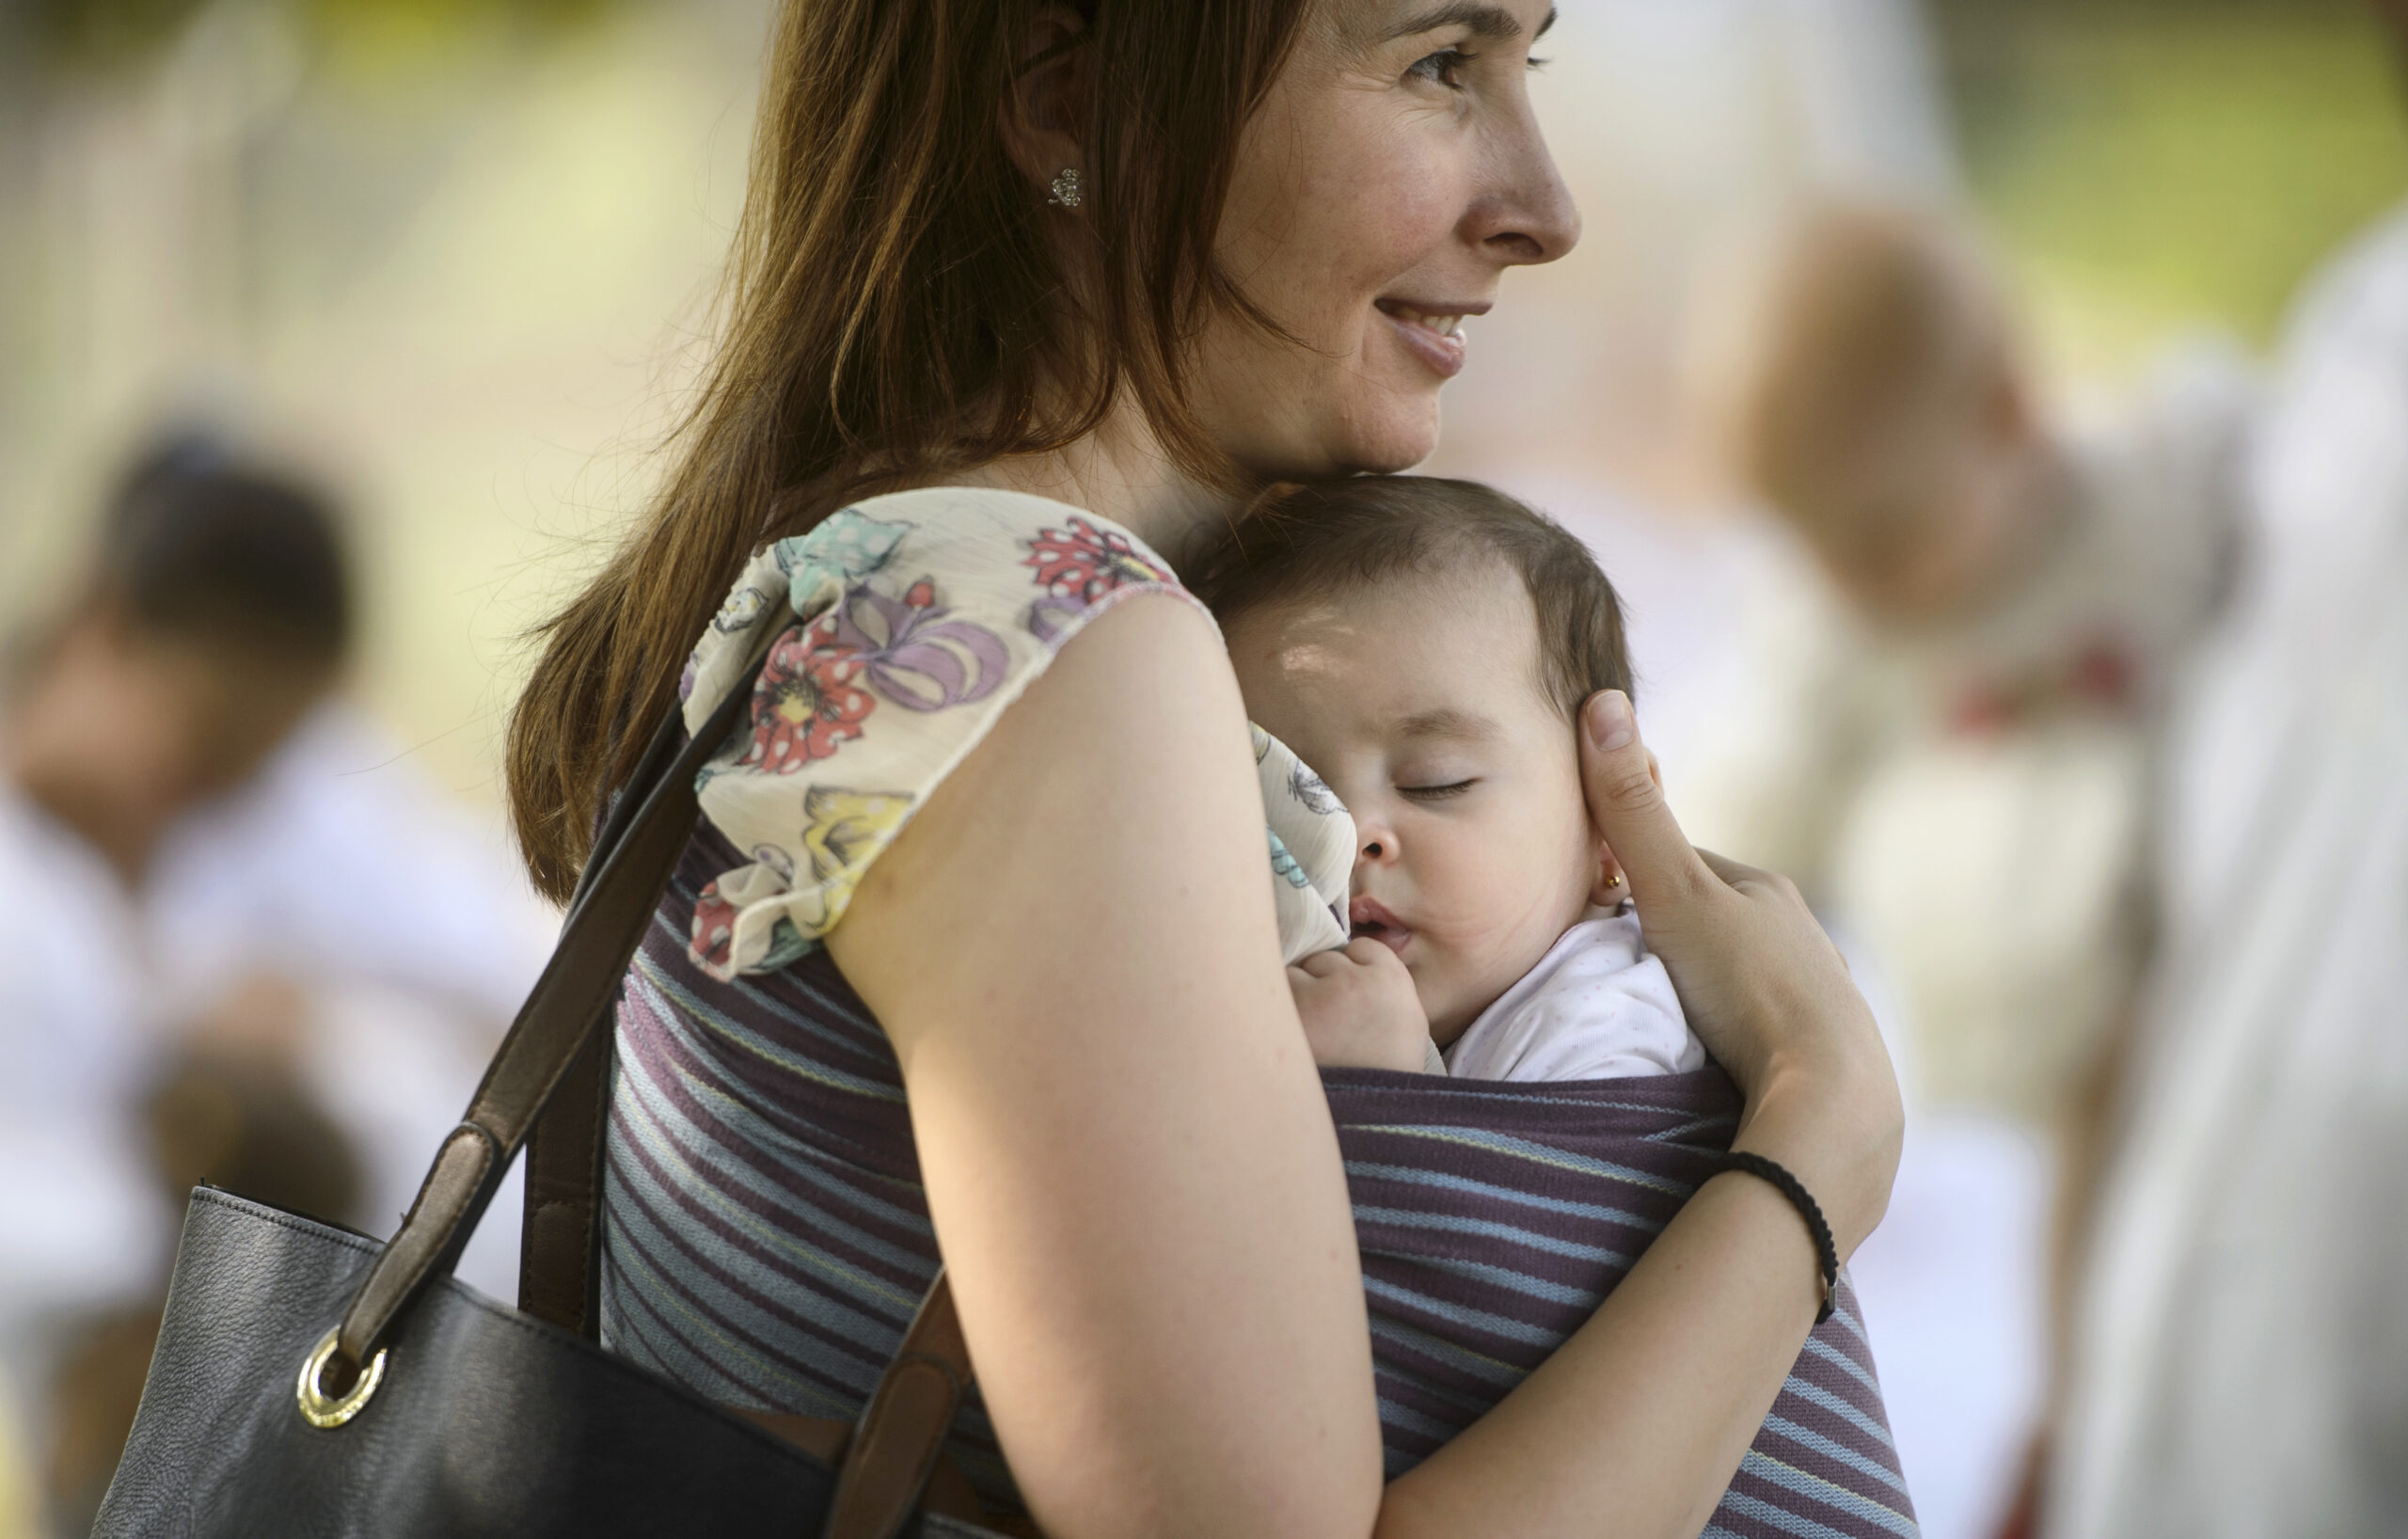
[829,595,1386,1539]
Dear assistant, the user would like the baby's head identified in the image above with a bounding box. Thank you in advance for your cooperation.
[1694,198,2051,624]
[1191,477,1634,1043]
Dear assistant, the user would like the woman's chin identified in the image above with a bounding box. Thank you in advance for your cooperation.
[1222,396,1442,482]
[1330,402,1444,477]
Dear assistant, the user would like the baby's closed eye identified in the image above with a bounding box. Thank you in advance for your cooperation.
[1399,779,1478,801]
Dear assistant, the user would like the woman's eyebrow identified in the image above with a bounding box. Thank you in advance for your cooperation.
[1382,3,1555,44]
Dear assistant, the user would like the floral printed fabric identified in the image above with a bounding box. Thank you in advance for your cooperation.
[680,487,1355,979]
[1256,725,1351,959]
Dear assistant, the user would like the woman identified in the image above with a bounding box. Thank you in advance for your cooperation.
[508,1,1904,1534]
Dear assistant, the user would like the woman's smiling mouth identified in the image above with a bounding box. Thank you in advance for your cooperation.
[1374,298,1484,379]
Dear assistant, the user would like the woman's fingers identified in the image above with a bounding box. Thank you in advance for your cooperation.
[1695,847,1782,894]
[1694,848,1752,884]
[1579,691,1714,917]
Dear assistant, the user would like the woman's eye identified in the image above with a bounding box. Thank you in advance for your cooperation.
[1405,46,1476,89]
[1400,779,1477,801]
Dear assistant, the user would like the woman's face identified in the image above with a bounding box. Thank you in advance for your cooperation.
[1193,0,1577,480]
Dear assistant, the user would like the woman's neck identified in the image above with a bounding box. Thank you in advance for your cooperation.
[945,399,1239,567]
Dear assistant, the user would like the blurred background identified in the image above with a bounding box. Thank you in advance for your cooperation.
[2,0,2403,1534]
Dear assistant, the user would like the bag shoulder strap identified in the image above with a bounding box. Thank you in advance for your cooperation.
[322,595,973,1539]
[515,675,696,1337]
[332,609,788,1366]
[506,625,982,1539]
[820,1272,974,1539]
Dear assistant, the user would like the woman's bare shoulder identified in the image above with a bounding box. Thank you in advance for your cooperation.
[675,491,1229,980]
[831,588,1273,1015]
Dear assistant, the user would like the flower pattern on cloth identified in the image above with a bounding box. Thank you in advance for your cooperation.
[1023,517,1180,642]
[680,487,1357,980]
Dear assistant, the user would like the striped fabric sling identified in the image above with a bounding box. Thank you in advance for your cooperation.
[604,829,1919,1537]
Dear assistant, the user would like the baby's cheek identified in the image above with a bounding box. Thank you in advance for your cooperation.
[1418,865,1575,1034]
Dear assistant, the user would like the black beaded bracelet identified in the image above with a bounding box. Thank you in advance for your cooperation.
[1710,1150,1839,1324]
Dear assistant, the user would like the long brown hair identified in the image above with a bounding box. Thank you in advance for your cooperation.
[507,0,1309,900]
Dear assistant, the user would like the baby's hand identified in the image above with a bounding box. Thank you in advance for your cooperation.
[1289,939,1433,1072]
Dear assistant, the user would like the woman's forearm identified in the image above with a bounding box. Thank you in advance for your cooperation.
[1373,1170,1824,1539]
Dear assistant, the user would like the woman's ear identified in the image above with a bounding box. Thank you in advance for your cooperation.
[999,8,1092,205]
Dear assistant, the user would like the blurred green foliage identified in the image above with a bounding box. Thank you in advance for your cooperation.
[1934,0,2408,361]
[26,0,617,70]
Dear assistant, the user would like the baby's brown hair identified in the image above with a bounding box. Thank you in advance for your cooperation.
[1186,476,1635,719]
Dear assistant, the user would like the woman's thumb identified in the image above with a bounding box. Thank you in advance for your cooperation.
[1580,691,1708,915]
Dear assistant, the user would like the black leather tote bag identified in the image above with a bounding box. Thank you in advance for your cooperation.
[91,606,994,1539]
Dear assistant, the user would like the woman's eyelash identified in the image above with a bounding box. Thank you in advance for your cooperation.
[1406,47,1477,88]
[1401,779,1477,801]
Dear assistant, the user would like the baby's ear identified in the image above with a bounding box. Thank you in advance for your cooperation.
[1588,840,1628,908]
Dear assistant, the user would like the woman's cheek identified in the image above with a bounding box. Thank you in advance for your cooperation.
[1283,102,1465,283]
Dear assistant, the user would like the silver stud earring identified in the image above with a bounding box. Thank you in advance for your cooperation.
[1046,167,1082,209]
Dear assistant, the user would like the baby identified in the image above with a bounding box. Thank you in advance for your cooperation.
[1189,477,1705,1082]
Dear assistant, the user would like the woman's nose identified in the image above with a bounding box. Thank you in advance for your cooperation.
[1472,103,1580,267]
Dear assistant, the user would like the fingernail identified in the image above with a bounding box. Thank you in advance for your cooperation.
[1587,690,1636,753]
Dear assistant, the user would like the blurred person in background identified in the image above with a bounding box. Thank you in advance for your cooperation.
[1693,194,2250,1136]
[0,440,353,1369]
[2044,1,2408,1531]
[1682,196,2255,1536]
[0,436,549,1534]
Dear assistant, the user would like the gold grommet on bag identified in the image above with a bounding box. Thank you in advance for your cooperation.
[296,1328,388,1429]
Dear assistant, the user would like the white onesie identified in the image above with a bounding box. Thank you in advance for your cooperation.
[1443,906,1706,1082]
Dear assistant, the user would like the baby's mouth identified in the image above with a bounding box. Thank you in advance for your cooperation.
[1348,896,1413,957]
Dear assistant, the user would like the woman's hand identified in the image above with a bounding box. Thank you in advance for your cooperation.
[1577,690,1902,1259]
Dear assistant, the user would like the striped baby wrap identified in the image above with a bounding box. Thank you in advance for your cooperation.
[1329,1067,1916,1537]
[604,822,1918,1537]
